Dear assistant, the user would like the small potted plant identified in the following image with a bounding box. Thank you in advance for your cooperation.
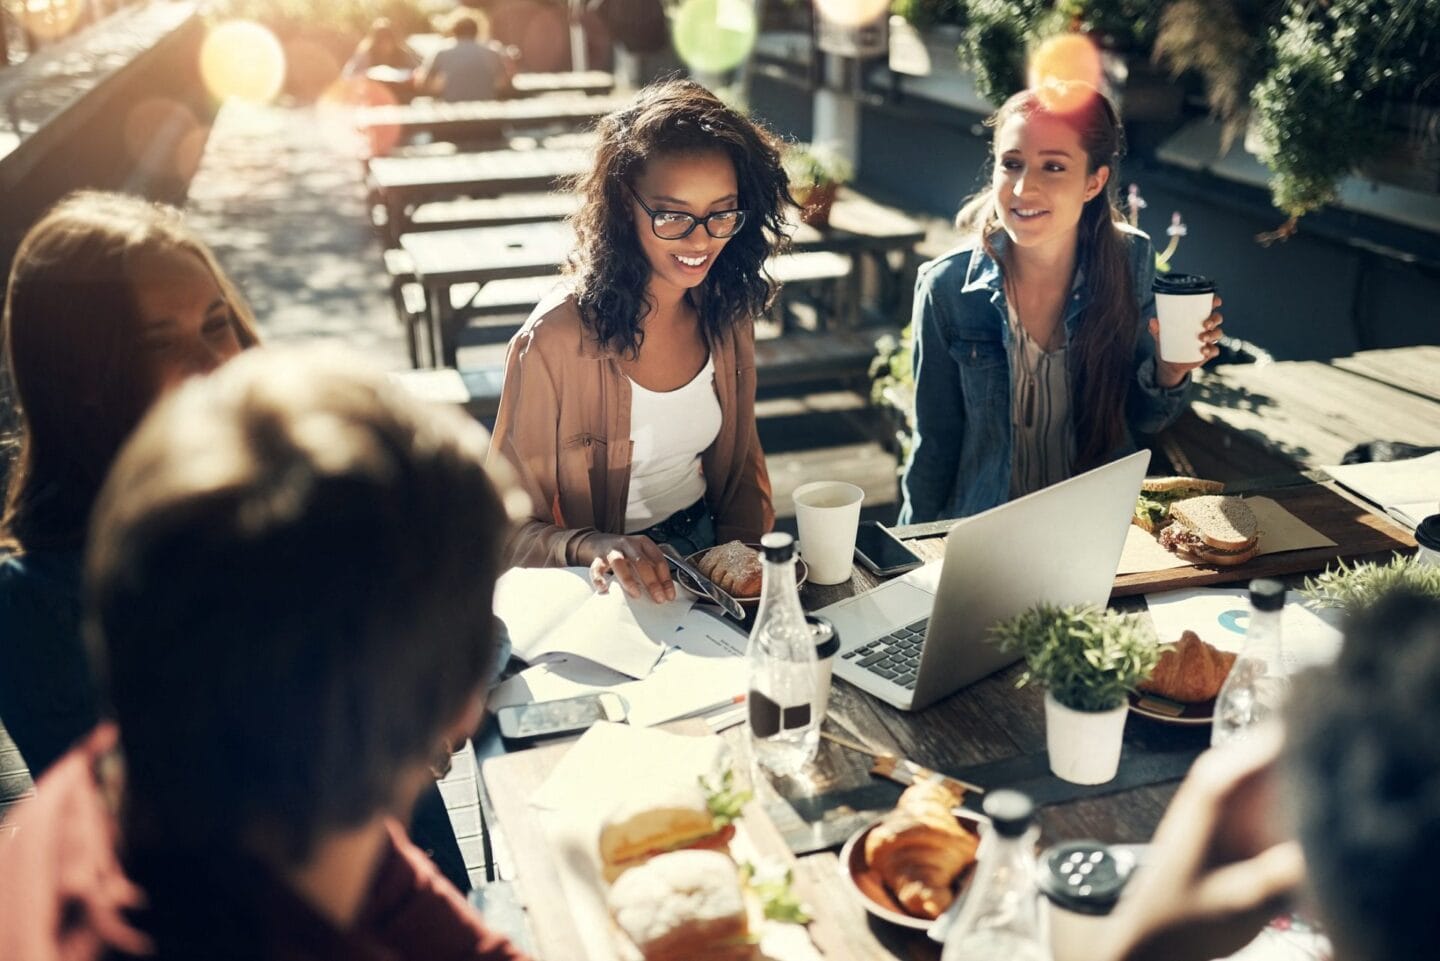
[990,603,1160,785]
[783,142,853,228]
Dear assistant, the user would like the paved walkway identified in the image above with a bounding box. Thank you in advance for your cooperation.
[184,99,409,370]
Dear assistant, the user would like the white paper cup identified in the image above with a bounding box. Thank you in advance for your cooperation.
[1153,273,1216,365]
[793,481,864,585]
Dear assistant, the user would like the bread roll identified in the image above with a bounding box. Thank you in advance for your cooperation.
[697,541,763,597]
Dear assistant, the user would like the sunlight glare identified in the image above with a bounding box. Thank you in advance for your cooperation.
[201,21,286,104]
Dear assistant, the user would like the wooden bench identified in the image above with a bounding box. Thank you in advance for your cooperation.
[392,327,898,421]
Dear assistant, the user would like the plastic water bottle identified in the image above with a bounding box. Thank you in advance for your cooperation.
[941,790,1052,961]
[1212,578,1289,747]
[746,532,819,777]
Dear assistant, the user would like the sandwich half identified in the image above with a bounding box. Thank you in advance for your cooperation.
[1158,495,1259,567]
[1134,477,1226,533]
[607,849,756,961]
[598,782,739,882]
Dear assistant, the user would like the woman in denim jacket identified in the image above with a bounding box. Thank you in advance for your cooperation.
[901,83,1222,523]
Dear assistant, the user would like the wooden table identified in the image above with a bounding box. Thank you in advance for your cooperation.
[476,480,1416,957]
[356,93,628,153]
[1186,346,1440,469]
[368,146,592,240]
[400,221,572,367]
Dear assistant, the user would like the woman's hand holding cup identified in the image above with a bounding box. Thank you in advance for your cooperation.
[1150,281,1223,389]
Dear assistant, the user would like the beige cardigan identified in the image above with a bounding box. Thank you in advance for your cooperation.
[489,290,775,567]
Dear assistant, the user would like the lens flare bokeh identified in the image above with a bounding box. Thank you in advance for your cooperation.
[200,21,287,104]
[814,0,890,27]
[1028,34,1104,113]
[16,0,85,42]
[673,0,758,74]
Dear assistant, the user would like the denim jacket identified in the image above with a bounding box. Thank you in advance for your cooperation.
[900,226,1192,524]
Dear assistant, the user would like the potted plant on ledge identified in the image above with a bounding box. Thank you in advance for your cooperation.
[783,142,853,227]
[990,603,1160,785]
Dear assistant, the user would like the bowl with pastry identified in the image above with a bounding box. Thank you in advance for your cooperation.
[1128,630,1238,725]
[838,781,983,931]
[679,541,808,605]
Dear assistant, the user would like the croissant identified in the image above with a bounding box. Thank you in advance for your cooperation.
[1138,630,1237,703]
[696,541,763,598]
[863,781,978,919]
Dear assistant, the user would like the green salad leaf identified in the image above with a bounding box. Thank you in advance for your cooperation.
[739,863,813,924]
[700,769,752,828]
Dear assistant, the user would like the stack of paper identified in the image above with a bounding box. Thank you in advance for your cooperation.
[491,568,751,727]
[1326,451,1440,530]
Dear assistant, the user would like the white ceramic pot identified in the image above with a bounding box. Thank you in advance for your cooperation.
[1044,692,1128,785]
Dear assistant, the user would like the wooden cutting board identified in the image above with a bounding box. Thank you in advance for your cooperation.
[1110,482,1416,597]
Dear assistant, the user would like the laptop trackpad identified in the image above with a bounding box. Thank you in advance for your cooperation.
[818,580,936,651]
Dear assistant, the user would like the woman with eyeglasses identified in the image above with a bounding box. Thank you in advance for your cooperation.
[490,80,790,601]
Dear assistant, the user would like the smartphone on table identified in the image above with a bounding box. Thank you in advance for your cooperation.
[854,520,924,576]
[496,692,628,748]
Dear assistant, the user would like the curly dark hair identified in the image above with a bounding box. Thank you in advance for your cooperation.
[1284,590,1440,961]
[565,79,792,358]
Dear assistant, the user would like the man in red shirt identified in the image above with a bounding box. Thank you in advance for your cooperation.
[0,347,530,961]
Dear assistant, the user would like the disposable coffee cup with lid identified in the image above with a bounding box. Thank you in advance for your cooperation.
[1416,515,1440,567]
[1152,272,1216,365]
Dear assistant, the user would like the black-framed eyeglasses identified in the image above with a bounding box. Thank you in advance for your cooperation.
[629,187,749,240]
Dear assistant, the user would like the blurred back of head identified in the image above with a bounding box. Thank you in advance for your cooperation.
[85,345,521,863]
[1285,591,1440,961]
[449,10,483,40]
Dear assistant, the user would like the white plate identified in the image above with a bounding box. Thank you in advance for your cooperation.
[676,542,809,605]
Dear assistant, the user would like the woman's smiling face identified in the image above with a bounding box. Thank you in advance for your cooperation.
[630,149,740,299]
[991,111,1109,257]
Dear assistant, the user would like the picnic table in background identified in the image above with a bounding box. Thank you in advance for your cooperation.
[392,188,925,365]
[356,92,629,155]
[367,145,593,241]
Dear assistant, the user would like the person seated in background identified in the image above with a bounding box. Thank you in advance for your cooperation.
[1100,590,1440,961]
[341,17,421,80]
[489,80,785,602]
[415,10,516,103]
[0,191,259,779]
[0,347,532,961]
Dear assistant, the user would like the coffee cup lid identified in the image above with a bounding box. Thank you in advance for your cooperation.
[1152,272,1215,295]
[1417,514,1440,551]
[806,614,841,659]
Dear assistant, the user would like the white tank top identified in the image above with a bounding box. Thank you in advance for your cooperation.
[624,355,723,533]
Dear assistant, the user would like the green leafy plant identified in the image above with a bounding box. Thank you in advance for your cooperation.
[699,769,752,828]
[782,142,853,192]
[990,604,1161,712]
[891,0,967,31]
[1299,554,1440,614]
[868,325,916,467]
[739,863,813,924]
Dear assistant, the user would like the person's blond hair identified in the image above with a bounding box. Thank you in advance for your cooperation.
[1,191,259,552]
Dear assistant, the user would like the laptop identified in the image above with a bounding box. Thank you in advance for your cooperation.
[822,449,1150,711]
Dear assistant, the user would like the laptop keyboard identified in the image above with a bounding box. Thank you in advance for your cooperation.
[842,618,928,690]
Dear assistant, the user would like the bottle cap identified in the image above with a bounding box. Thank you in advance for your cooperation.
[1416,515,1440,552]
[1248,578,1285,612]
[1037,840,1132,915]
[982,789,1034,837]
[760,531,795,562]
